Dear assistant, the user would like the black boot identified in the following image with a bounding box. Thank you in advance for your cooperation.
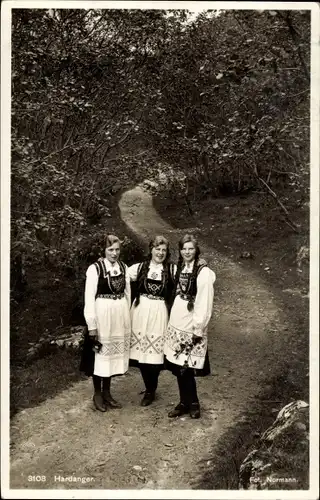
[93,393,107,412]
[189,402,201,419]
[92,375,107,412]
[168,402,189,418]
[102,377,122,409]
[179,368,201,419]
[141,391,155,407]
[139,364,159,407]
[168,372,189,417]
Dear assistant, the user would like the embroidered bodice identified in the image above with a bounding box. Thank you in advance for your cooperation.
[95,259,126,296]
[140,276,166,297]
[178,272,193,295]
[176,260,208,298]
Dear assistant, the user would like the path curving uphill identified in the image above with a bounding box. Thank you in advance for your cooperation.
[9,184,293,491]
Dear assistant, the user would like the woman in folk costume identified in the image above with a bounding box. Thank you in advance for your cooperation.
[164,234,216,419]
[83,234,131,412]
[128,236,175,406]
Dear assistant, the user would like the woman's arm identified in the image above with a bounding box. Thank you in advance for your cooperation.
[124,264,131,307]
[171,263,177,278]
[127,262,141,282]
[84,264,99,331]
[192,267,216,337]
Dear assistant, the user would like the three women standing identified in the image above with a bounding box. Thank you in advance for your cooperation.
[82,234,131,412]
[82,232,216,420]
[128,236,175,406]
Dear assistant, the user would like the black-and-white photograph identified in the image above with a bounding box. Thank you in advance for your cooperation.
[1,1,319,498]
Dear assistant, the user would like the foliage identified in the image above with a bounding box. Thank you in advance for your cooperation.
[11,8,310,293]
[141,10,310,200]
[11,9,163,269]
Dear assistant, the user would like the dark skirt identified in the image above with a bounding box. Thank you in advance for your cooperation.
[79,328,95,377]
[163,350,211,377]
[129,358,164,370]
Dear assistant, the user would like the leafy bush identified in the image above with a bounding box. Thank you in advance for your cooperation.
[11,8,310,298]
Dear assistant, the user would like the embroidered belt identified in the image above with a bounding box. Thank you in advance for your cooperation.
[96,293,124,300]
[141,293,165,301]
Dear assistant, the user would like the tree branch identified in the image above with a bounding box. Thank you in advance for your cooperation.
[256,175,300,232]
[25,138,90,167]
[85,11,108,40]
[103,149,150,164]
[277,11,310,81]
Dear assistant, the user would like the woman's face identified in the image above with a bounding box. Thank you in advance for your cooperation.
[151,244,167,264]
[181,241,197,263]
[105,242,120,263]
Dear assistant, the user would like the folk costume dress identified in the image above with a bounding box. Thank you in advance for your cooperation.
[128,261,175,365]
[164,260,216,375]
[83,257,131,378]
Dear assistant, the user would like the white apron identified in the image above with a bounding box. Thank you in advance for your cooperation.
[84,258,131,377]
[164,262,216,369]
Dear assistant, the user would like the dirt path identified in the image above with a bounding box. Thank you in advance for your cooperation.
[9,184,293,490]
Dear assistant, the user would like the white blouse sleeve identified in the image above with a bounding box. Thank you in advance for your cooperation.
[171,263,177,279]
[192,267,216,336]
[127,262,141,281]
[84,264,99,331]
[124,264,131,307]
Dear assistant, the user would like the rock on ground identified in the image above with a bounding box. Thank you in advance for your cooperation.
[26,326,86,360]
[239,400,309,490]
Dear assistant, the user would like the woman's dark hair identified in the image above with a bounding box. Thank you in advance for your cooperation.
[173,234,201,312]
[135,235,172,308]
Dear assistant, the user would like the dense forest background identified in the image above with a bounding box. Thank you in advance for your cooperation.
[10,7,310,360]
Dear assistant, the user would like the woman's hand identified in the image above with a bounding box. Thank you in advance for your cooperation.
[192,333,203,345]
[88,329,102,353]
[88,329,98,338]
[192,325,203,339]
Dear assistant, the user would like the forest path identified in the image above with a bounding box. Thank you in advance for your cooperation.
[9,183,293,491]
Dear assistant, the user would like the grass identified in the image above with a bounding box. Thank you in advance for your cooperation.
[10,349,87,417]
[195,363,309,489]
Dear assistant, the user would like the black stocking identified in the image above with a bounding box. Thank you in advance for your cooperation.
[139,364,160,393]
[176,369,199,406]
[92,375,102,393]
[102,377,111,395]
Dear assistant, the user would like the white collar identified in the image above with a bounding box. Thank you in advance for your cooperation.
[103,258,119,270]
[183,260,195,272]
[150,261,163,270]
